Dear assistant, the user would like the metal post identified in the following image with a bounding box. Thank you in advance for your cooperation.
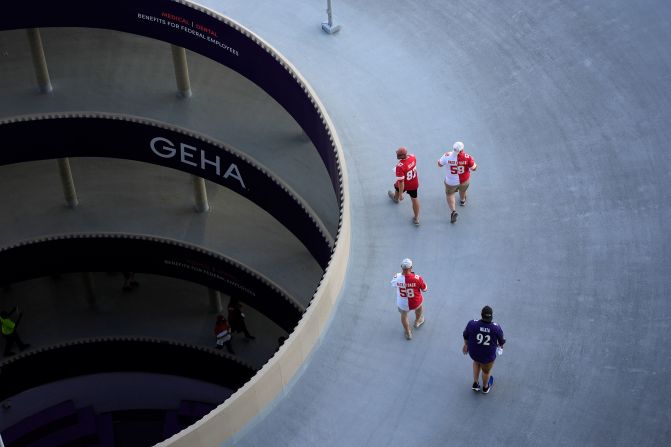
[209,289,225,313]
[171,45,192,98]
[26,28,53,93]
[57,158,79,208]
[322,0,342,34]
[192,175,210,213]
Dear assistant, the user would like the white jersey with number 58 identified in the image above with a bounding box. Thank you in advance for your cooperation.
[391,272,427,311]
[439,151,460,186]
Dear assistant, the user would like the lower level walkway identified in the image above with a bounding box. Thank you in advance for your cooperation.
[0,272,287,370]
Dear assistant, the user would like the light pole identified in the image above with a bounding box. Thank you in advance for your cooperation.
[322,0,341,34]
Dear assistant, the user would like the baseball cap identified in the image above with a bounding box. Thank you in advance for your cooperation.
[481,305,493,322]
[401,258,413,269]
[396,147,408,158]
[453,141,464,152]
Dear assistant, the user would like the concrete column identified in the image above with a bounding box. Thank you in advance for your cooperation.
[83,272,97,309]
[171,45,192,98]
[26,28,53,93]
[209,289,225,313]
[192,175,210,213]
[57,158,79,208]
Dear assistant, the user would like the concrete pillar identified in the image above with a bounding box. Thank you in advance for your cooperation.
[83,272,97,309]
[192,175,210,213]
[171,45,192,98]
[209,289,225,313]
[26,28,53,93]
[57,158,79,208]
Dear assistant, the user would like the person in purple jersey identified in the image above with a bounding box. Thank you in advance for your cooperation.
[462,306,505,394]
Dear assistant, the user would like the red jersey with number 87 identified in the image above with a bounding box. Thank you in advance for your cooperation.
[395,154,419,191]
[391,272,427,311]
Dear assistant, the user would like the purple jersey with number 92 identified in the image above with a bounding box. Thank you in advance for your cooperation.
[463,319,505,364]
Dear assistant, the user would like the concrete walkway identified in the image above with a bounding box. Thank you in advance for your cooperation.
[0,272,286,370]
[1,0,670,446]
[197,1,671,446]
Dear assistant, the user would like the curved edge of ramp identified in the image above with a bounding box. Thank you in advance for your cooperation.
[156,13,351,447]
[159,110,349,447]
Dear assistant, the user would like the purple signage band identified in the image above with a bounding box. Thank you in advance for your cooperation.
[0,114,333,270]
[0,0,343,207]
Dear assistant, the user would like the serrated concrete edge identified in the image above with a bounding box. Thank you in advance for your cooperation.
[153,3,350,446]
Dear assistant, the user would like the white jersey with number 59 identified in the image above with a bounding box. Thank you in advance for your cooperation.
[439,151,460,186]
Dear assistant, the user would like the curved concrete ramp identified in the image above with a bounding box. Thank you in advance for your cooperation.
[204,0,671,446]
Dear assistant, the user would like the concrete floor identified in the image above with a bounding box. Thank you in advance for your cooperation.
[196,1,670,446]
[1,0,670,446]
[0,158,322,304]
[0,272,287,370]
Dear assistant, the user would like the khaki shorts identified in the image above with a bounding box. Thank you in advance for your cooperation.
[398,303,422,314]
[477,360,495,374]
[444,181,469,195]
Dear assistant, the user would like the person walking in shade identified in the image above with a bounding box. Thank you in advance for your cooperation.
[1,305,30,357]
[228,298,255,340]
[214,314,235,354]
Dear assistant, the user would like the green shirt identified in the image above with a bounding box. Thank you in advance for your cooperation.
[1,316,16,335]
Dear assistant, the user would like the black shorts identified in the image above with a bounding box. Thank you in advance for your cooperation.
[394,186,418,198]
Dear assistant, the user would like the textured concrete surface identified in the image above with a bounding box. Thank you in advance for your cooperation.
[1,0,670,445]
[191,0,670,446]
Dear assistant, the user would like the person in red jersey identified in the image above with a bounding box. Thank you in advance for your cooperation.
[388,147,421,225]
[214,314,234,354]
[437,141,477,223]
[390,258,428,340]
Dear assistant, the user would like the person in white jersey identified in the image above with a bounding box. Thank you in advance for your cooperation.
[390,258,428,340]
[437,141,477,223]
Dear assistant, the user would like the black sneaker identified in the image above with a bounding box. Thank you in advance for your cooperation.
[450,211,458,223]
[460,199,466,206]
[471,382,481,392]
